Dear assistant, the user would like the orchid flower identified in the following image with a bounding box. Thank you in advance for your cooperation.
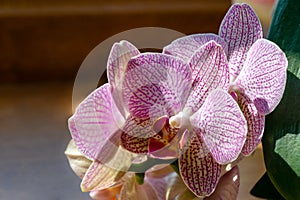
[67,3,287,198]
[119,41,247,197]
[163,3,288,156]
[68,40,141,190]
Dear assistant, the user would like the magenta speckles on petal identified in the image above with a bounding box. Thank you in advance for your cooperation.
[122,53,192,119]
[183,41,230,114]
[121,132,149,154]
[234,39,288,115]
[190,89,247,164]
[238,93,265,156]
[219,4,263,81]
[163,33,228,62]
[69,83,123,160]
[179,133,222,197]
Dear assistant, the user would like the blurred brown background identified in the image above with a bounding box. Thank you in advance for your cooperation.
[0,0,266,199]
[0,0,229,83]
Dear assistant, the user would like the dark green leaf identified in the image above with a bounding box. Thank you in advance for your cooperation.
[268,0,300,78]
[263,72,300,199]
[263,0,300,199]
[251,172,285,199]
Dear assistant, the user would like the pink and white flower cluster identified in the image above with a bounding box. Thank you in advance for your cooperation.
[66,3,287,199]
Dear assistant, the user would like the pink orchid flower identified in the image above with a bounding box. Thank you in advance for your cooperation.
[119,48,247,196]
[67,3,287,198]
[69,39,245,198]
[163,3,288,156]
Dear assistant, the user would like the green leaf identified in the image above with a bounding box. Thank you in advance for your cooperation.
[268,0,300,78]
[263,72,300,199]
[274,133,300,177]
[263,0,300,199]
[251,172,285,200]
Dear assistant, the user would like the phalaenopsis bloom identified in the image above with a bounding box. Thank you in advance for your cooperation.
[66,3,287,199]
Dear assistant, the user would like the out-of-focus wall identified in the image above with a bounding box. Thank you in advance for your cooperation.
[0,0,230,83]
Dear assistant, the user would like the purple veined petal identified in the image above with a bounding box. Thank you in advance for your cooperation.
[219,3,263,82]
[119,174,159,200]
[237,93,265,156]
[183,41,230,114]
[179,133,222,197]
[120,116,152,153]
[107,40,140,118]
[233,39,288,115]
[81,160,125,192]
[121,131,149,154]
[163,33,228,62]
[120,113,174,154]
[122,53,192,120]
[69,83,124,160]
[121,114,156,139]
[190,89,247,164]
[205,166,240,200]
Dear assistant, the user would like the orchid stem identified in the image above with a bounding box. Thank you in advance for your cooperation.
[170,159,180,176]
[135,173,145,185]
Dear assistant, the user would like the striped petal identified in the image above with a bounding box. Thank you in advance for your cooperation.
[183,41,229,114]
[81,146,133,192]
[163,34,228,62]
[120,115,153,154]
[190,89,247,164]
[123,53,192,120]
[69,83,124,160]
[107,40,140,118]
[237,93,265,156]
[205,166,240,200]
[219,3,263,81]
[233,39,288,115]
[121,132,149,154]
[179,133,222,197]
